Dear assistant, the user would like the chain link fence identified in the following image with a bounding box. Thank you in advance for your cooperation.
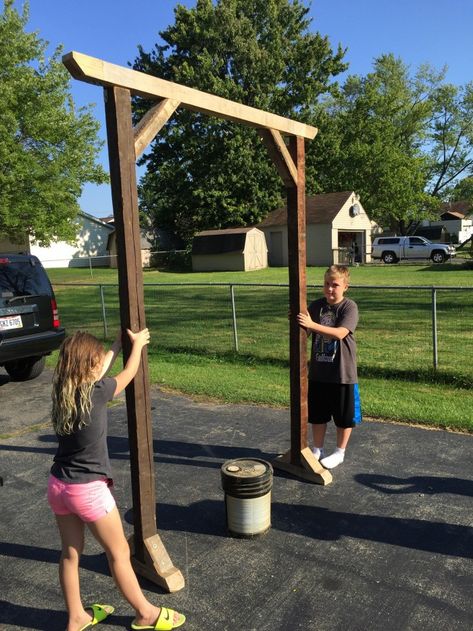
[52,281,473,384]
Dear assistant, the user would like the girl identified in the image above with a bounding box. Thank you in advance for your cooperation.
[48,328,185,631]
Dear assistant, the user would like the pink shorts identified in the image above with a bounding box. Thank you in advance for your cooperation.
[47,475,116,522]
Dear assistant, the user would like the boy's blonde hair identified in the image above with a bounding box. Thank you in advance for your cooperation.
[51,331,105,435]
[325,264,350,283]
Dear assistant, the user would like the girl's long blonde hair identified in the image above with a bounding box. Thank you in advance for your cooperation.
[51,331,105,435]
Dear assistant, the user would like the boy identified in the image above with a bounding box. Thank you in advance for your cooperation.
[297,265,361,469]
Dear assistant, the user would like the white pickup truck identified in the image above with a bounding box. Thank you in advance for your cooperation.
[372,236,456,264]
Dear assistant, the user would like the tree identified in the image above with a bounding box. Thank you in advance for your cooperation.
[308,54,473,234]
[308,54,445,234]
[132,0,346,244]
[0,1,107,246]
[427,82,473,198]
[444,176,473,205]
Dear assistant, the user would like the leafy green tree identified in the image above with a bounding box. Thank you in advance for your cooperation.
[444,176,473,205]
[0,0,107,246]
[427,83,473,198]
[308,54,444,233]
[133,0,346,243]
[309,55,473,234]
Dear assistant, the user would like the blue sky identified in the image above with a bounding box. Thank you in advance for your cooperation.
[16,0,473,218]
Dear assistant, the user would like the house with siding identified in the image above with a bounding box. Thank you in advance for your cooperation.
[258,191,373,266]
[418,201,473,245]
[0,211,114,268]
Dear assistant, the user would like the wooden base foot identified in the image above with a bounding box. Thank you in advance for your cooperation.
[128,533,185,593]
[273,447,332,485]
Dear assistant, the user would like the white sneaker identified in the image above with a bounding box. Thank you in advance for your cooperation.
[312,447,325,460]
[320,449,345,469]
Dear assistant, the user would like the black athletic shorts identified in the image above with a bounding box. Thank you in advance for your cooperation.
[308,381,362,428]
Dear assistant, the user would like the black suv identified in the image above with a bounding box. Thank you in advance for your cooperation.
[0,254,65,380]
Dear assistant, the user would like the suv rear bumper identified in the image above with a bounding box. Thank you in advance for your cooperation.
[0,328,65,364]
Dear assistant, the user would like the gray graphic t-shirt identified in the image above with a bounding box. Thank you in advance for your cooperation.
[51,377,117,483]
[308,297,358,384]
[314,303,339,363]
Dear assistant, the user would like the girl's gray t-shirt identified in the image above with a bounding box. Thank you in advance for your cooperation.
[51,377,117,483]
[308,297,358,384]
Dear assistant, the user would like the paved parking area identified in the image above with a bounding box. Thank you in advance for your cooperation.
[1,370,472,630]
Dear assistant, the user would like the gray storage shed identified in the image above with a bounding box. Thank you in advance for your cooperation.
[191,227,268,272]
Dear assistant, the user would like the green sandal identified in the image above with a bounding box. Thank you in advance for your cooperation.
[131,607,186,630]
[79,604,115,631]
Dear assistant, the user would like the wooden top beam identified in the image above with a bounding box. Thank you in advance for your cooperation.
[63,51,318,140]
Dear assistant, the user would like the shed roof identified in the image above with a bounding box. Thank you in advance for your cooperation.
[440,210,466,220]
[440,200,472,217]
[258,191,355,228]
[192,227,258,256]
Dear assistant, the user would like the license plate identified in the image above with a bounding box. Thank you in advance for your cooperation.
[0,314,23,330]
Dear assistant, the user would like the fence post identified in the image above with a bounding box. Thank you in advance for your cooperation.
[431,287,438,370]
[99,285,108,340]
[230,284,239,352]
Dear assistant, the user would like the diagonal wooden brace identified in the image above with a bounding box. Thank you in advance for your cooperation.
[273,447,332,485]
[259,128,298,187]
[128,533,185,593]
[134,98,180,159]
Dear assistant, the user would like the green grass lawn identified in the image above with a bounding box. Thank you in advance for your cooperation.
[49,263,473,432]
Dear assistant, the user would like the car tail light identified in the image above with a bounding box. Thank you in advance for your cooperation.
[51,299,60,328]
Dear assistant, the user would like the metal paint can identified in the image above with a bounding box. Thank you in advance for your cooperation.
[221,458,273,537]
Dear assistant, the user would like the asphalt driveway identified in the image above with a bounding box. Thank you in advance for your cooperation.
[0,369,472,630]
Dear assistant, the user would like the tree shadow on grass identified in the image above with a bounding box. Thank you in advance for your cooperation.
[358,364,471,388]
[415,262,472,272]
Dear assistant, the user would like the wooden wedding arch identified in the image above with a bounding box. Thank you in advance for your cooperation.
[63,51,332,592]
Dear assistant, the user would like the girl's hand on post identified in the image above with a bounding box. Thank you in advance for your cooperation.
[113,328,150,396]
[126,328,150,348]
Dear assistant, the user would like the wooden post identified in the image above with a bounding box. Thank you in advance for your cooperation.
[287,136,308,464]
[104,85,184,591]
[272,136,332,485]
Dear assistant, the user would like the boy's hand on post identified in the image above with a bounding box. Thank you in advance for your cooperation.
[126,328,150,348]
[297,311,315,330]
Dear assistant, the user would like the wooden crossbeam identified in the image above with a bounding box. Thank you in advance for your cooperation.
[259,128,299,187]
[63,51,317,139]
[134,98,180,159]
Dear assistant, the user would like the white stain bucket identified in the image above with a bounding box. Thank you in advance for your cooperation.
[221,458,273,538]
